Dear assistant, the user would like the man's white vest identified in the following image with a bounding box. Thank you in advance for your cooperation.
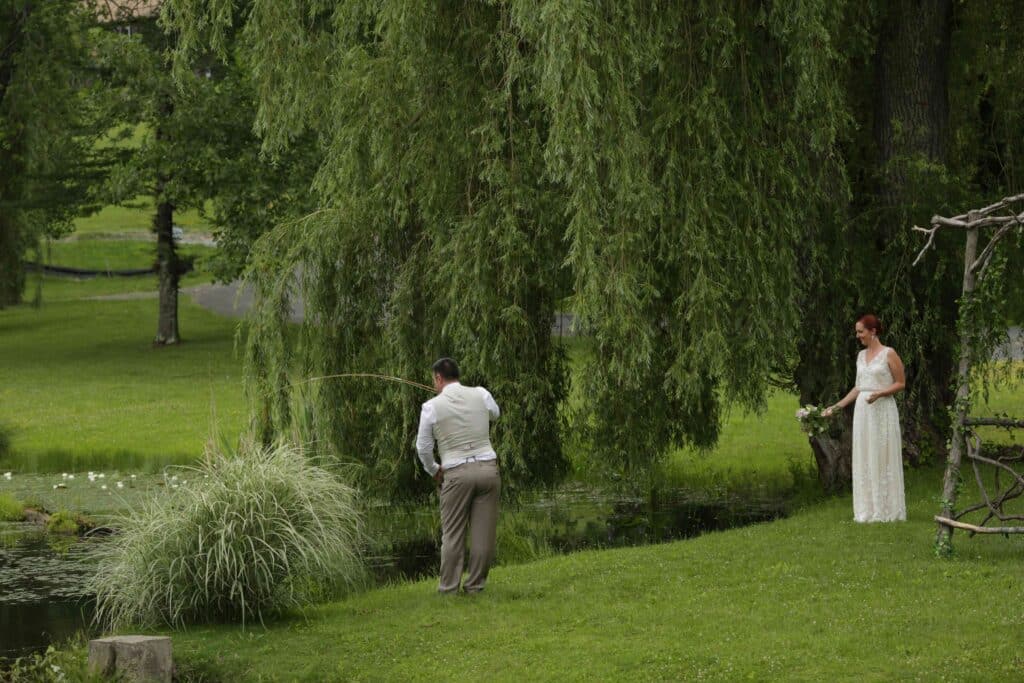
[428,383,496,468]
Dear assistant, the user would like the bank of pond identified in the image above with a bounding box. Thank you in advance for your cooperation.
[0,477,796,662]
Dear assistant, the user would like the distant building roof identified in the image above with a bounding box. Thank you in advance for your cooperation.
[93,0,162,21]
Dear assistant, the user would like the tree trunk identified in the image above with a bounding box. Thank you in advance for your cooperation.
[873,0,955,468]
[808,418,853,493]
[0,2,31,308]
[874,0,953,200]
[0,215,24,308]
[153,185,179,345]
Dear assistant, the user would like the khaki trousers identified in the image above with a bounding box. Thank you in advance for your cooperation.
[438,459,500,593]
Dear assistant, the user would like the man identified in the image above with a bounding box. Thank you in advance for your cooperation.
[416,357,501,594]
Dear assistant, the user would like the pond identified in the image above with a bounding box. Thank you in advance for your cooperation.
[0,524,99,660]
[0,485,790,662]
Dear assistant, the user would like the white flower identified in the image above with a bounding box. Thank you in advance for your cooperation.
[171,475,178,482]
[116,482,124,489]
[100,484,107,490]
[88,471,94,476]
[62,473,68,479]
[130,474,136,479]
[3,472,11,479]
[53,484,58,489]
[98,473,105,479]
[67,474,74,479]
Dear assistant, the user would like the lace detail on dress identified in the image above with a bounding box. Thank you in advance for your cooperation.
[851,347,906,522]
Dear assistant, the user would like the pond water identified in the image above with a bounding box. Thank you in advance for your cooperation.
[0,525,99,660]
[0,487,789,662]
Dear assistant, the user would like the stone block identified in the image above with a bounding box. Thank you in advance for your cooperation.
[88,635,172,683]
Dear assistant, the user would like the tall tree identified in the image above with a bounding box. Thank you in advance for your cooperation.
[0,0,105,307]
[94,1,307,342]
[797,0,1024,487]
[168,0,854,498]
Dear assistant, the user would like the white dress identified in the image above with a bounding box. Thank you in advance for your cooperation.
[852,347,906,522]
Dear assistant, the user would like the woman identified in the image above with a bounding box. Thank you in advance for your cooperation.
[823,314,907,522]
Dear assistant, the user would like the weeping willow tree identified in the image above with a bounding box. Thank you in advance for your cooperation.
[167,0,853,498]
[794,0,1024,487]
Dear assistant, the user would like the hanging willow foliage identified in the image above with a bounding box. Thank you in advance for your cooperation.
[167,0,854,497]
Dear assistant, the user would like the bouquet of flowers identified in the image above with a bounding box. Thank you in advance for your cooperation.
[795,404,831,435]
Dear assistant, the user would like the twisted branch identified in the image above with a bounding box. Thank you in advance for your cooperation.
[912,194,1024,267]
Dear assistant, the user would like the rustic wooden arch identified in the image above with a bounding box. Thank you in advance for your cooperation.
[913,193,1024,553]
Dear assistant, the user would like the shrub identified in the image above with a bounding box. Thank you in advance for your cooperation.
[0,643,104,683]
[91,441,365,630]
[496,509,554,565]
[0,492,23,521]
[45,510,79,535]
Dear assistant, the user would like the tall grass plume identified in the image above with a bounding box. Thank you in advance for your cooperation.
[91,441,365,630]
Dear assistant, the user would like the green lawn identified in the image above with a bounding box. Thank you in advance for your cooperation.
[0,296,245,472]
[43,240,214,272]
[659,392,817,497]
[166,464,1024,682]
[73,199,210,237]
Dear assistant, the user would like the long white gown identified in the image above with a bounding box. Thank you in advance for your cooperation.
[852,347,906,522]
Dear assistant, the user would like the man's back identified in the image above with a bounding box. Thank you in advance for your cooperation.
[426,383,497,465]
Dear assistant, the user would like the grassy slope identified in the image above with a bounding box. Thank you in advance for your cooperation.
[170,464,1024,682]
[72,199,209,237]
[44,240,213,272]
[0,296,245,471]
[163,361,1023,681]
[660,392,814,495]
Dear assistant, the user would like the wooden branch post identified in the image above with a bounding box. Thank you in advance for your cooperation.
[935,218,979,554]
[914,195,1024,553]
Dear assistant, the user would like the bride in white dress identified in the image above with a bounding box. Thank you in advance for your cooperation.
[823,314,907,522]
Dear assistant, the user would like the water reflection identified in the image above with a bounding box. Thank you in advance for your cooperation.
[0,524,98,659]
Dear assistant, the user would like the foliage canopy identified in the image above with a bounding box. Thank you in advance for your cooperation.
[167,0,856,496]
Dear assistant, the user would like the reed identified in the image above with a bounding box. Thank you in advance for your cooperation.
[91,441,366,629]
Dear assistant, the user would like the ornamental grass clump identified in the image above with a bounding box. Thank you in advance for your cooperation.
[91,441,365,630]
[0,492,23,521]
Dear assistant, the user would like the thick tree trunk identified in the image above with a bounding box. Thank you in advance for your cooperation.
[874,0,953,199]
[0,215,23,308]
[153,186,179,345]
[808,417,853,493]
[874,0,955,468]
[0,3,31,308]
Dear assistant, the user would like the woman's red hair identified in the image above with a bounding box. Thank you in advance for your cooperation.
[858,314,883,335]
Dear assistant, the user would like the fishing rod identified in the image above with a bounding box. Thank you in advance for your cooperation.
[291,373,436,394]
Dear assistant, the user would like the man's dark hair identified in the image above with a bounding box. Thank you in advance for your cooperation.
[432,357,460,380]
